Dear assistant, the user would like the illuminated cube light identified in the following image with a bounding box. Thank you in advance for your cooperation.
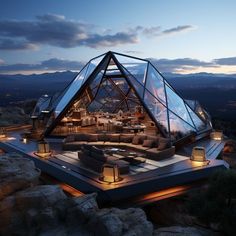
[210,131,223,141]
[191,146,206,162]
[0,128,7,139]
[22,137,28,144]
[34,139,51,158]
[100,164,122,183]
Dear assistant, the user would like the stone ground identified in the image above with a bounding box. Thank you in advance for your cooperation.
[0,151,221,236]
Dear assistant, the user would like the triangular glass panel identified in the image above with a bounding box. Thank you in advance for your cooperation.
[54,63,89,117]
[169,110,196,141]
[82,54,106,84]
[105,58,122,76]
[114,53,148,85]
[144,89,169,135]
[165,84,195,128]
[186,105,206,131]
[145,64,166,105]
[119,65,144,99]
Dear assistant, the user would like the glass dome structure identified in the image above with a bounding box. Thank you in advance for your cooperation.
[44,51,211,141]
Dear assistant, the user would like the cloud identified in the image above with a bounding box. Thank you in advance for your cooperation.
[142,26,161,36]
[214,57,236,65]
[0,14,138,50]
[148,58,217,73]
[161,25,196,35]
[133,25,196,38]
[2,56,236,74]
[0,39,38,50]
[0,58,84,73]
[82,32,138,48]
[123,50,142,55]
[0,14,197,50]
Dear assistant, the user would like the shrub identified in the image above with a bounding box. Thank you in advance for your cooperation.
[188,169,236,235]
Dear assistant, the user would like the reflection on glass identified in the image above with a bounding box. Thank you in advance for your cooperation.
[114,54,148,85]
[144,90,169,134]
[165,84,194,128]
[169,111,196,140]
[145,64,166,105]
[186,105,206,131]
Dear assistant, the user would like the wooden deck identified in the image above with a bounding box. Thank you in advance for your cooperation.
[177,137,225,160]
[0,130,229,204]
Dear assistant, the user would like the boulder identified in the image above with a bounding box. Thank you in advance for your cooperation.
[0,185,67,235]
[153,226,218,236]
[0,155,41,200]
[147,198,196,226]
[65,192,98,226]
[88,207,153,236]
[15,185,67,209]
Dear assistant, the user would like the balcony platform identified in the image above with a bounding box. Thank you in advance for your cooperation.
[0,130,228,204]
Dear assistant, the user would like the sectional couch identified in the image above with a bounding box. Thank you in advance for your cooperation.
[62,133,175,161]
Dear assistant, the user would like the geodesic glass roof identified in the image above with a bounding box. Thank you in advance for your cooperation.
[45,51,210,140]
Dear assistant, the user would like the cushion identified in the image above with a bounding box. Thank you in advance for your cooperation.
[87,134,98,142]
[142,139,154,148]
[132,136,140,145]
[109,134,120,142]
[157,138,171,150]
[65,135,75,142]
[120,134,133,143]
[90,151,107,162]
[137,134,147,144]
[82,144,93,151]
[146,135,159,147]
[75,133,89,141]
[98,134,109,142]
[90,145,104,155]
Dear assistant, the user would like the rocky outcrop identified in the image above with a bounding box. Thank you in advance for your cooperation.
[0,154,40,200]
[0,153,219,236]
[0,106,30,126]
[87,207,153,236]
[0,154,153,236]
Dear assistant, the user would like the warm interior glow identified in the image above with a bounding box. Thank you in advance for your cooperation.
[101,164,121,183]
[191,146,206,162]
[211,131,223,141]
[35,140,51,158]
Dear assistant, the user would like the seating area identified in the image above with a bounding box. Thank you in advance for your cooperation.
[62,133,175,161]
[78,144,130,174]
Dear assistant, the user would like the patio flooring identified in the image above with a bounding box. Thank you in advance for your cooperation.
[0,129,228,203]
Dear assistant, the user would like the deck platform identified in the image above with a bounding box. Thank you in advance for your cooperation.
[0,130,228,204]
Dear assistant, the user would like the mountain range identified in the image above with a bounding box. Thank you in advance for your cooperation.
[0,71,236,120]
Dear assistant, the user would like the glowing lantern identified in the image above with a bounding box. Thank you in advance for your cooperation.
[0,128,7,139]
[210,131,223,141]
[100,164,121,183]
[191,146,206,162]
[35,139,51,158]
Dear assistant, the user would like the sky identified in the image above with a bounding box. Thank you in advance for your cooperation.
[0,0,236,74]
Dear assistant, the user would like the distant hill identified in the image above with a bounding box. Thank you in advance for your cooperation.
[0,71,236,120]
[0,71,77,106]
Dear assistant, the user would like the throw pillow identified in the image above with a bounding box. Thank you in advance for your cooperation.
[65,135,75,142]
[90,151,107,162]
[88,134,98,142]
[91,145,104,155]
[132,136,140,145]
[120,135,133,143]
[137,134,147,144]
[109,134,120,142]
[157,138,171,150]
[142,139,154,148]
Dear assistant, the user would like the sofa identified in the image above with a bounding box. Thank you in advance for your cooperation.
[78,144,129,174]
[63,133,175,161]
